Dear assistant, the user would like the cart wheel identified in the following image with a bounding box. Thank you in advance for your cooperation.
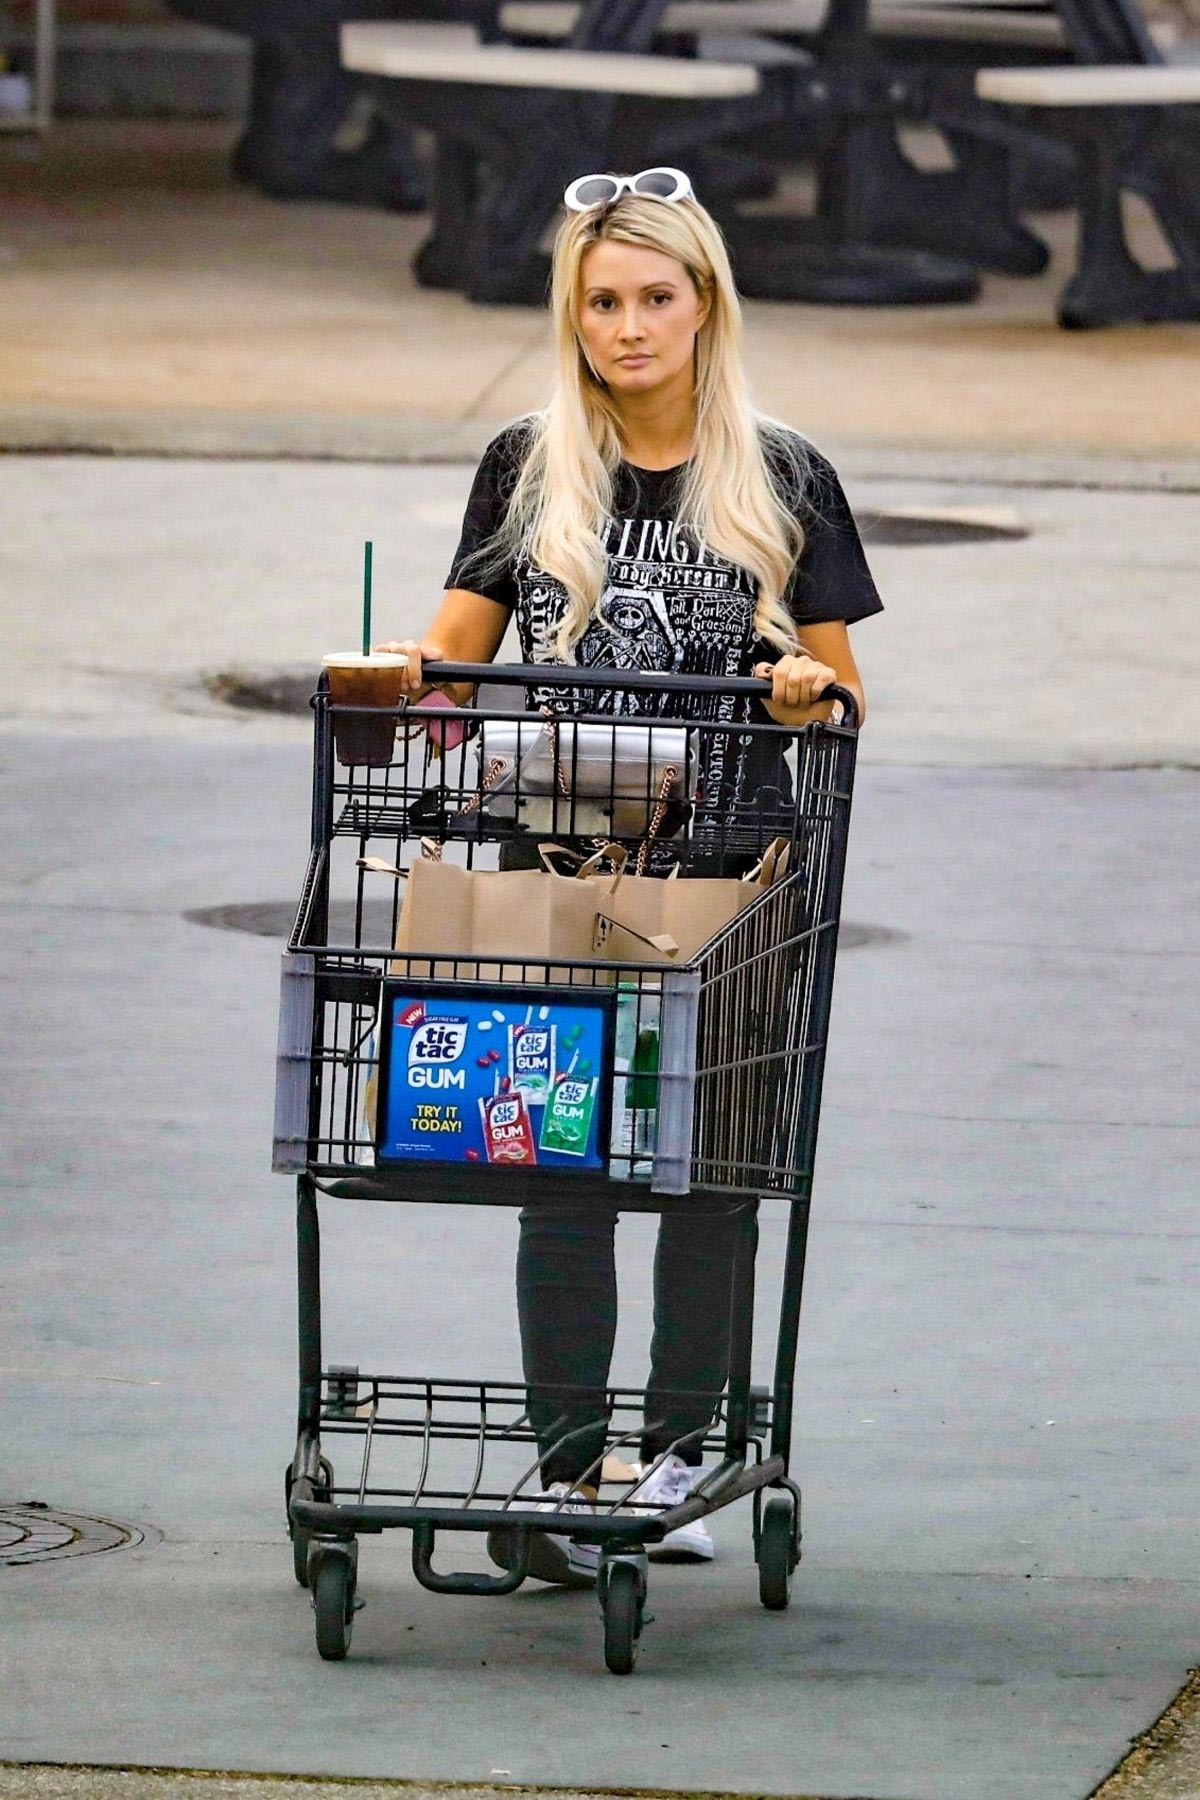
[602,1561,643,1675]
[757,1496,795,1611]
[313,1555,356,1660]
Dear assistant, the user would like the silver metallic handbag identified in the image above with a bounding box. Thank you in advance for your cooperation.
[471,716,698,849]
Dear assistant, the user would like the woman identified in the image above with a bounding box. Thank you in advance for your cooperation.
[379,166,882,1585]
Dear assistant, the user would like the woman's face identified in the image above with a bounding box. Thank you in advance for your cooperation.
[577,239,710,400]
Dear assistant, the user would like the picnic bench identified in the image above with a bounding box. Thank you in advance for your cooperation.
[976,64,1200,324]
[499,0,1072,55]
[590,0,1178,285]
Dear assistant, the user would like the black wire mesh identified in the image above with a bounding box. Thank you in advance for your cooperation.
[280,671,857,1200]
[324,694,800,869]
[312,1371,766,1518]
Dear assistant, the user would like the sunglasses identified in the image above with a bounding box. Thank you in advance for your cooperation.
[563,166,694,212]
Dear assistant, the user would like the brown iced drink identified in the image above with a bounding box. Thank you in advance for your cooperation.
[322,652,408,767]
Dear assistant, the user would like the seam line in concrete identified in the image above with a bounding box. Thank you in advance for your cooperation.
[825,1105,1198,1130]
[899,937,1200,961]
[3,442,1200,495]
[0,1765,903,1800]
[815,1217,1200,1240]
[3,902,1199,964]
[33,1541,1198,1585]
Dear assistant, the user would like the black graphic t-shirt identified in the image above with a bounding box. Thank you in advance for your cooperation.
[445,420,882,849]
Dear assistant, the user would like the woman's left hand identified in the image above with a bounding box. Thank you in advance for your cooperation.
[754,653,838,715]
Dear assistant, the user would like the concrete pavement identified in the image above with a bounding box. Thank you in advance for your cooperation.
[2,121,1200,464]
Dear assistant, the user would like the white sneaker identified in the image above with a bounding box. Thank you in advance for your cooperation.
[628,1454,715,1560]
[487,1482,601,1587]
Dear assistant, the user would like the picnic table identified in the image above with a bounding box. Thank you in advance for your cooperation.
[343,0,1197,314]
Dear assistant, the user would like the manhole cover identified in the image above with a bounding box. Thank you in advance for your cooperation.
[203,667,315,715]
[858,506,1028,545]
[1,1503,147,1566]
[839,921,902,949]
[185,901,898,950]
[184,899,392,941]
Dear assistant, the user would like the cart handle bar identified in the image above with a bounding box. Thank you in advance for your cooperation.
[417,661,859,728]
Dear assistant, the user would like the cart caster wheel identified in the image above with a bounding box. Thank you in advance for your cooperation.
[757,1496,796,1611]
[602,1560,644,1675]
[313,1554,356,1660]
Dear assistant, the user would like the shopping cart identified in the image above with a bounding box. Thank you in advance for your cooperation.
[273,662,860,1673]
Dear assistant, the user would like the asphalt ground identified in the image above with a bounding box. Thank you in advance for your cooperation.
[1,735,1196,1800]
[1,450,1198,1800]
[3,454,1198,766]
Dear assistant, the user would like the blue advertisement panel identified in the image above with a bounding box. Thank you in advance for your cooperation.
[377,982,614,1173]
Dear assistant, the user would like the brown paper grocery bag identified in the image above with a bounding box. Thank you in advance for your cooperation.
[592,838,793,967]
[383,852,606,983]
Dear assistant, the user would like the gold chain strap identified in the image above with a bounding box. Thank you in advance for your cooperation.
[459,755,508,818]
[635,763,679,876]
[540,707,572,799]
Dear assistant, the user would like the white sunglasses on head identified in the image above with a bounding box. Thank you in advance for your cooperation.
[563,166,694,212]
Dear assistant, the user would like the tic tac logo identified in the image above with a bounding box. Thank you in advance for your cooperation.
[555,1080,589,1107]
[405,1010,468,1089]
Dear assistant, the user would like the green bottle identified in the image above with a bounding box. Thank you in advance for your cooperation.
[629,1024,659,1158]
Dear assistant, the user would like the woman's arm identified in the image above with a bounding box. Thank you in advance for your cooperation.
[376,587,511,704]
[754,619,867,729]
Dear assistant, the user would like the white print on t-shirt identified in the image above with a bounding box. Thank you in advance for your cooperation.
[577,587,679,676]
[515,514,764,806]
[609,515,729,569]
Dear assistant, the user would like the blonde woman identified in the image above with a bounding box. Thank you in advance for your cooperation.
[379,166,881,1585]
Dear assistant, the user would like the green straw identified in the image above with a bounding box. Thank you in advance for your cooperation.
[362,540,373,657]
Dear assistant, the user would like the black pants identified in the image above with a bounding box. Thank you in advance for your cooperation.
[517,1201,757,1484]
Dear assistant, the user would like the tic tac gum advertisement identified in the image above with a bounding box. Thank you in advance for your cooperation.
[378,985,613,1172]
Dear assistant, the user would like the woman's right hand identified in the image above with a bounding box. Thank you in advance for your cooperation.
[373,639,445,700]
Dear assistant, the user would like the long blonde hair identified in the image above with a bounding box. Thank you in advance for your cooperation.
[473,191,810,660]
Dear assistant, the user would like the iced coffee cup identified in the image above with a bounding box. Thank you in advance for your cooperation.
[322,652,409,767]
